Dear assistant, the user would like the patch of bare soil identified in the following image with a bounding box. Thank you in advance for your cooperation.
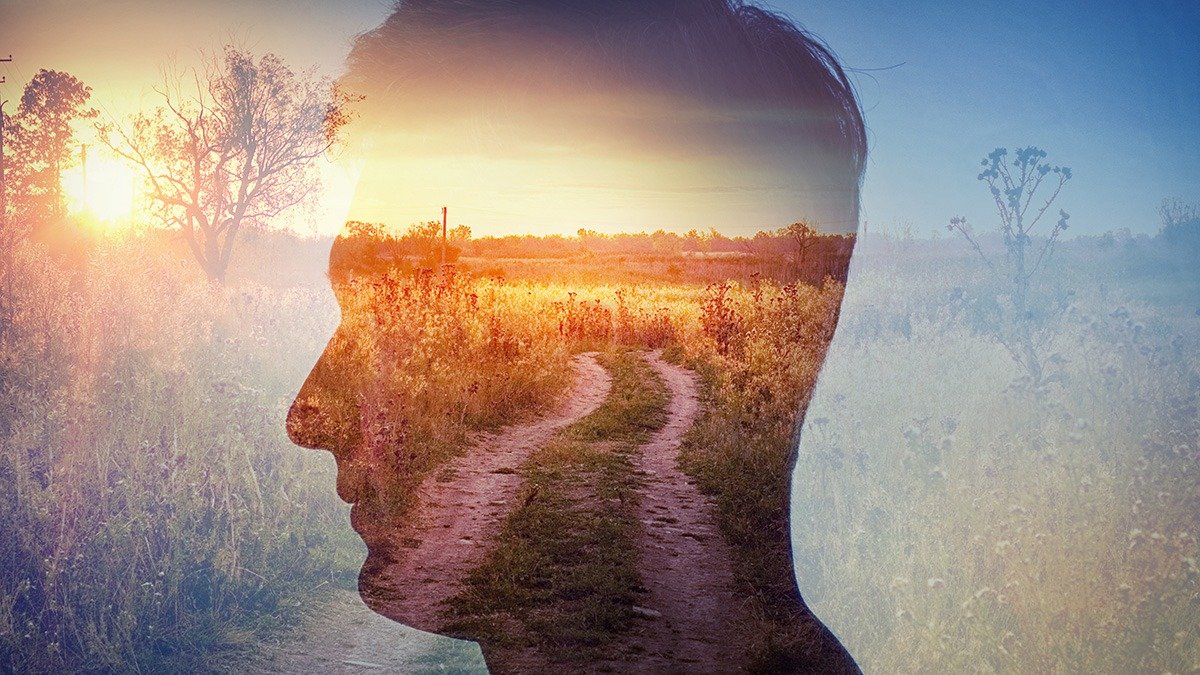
[593,351,751,673]
[362,353,612,633]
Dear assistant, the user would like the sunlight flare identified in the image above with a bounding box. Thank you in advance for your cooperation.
[62,152,138,224]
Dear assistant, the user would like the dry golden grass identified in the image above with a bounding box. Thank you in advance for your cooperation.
[10,224,1192,674]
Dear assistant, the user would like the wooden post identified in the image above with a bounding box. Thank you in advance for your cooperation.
[441,205,447,267]
[81,143,88,212]
[1,56,13,230]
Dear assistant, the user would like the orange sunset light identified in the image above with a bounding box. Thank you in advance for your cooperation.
[61,150,139,225]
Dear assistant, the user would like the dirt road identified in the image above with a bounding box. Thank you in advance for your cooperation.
[591,351,750,672]
[247,351,751,673]
[361,352,612,633]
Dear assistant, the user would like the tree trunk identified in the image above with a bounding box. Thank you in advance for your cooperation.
[203,236,227,284]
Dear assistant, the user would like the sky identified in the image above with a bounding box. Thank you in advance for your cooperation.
[2,0,1197,237]
[781,0,1200,238]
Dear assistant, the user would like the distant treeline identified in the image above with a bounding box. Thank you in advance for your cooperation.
[331,220,856,286]
[465,226,853,259]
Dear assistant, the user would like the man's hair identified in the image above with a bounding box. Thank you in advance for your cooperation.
[343,0,867,228]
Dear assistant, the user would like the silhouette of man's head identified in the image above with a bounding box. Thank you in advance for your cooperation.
[288,0,864,669]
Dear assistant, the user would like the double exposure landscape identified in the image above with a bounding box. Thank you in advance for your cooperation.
[2,0,1198,673]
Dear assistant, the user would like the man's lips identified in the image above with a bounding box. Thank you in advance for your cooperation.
[348,495,392,555]
[334,455,368,504]
[335,468,359,504]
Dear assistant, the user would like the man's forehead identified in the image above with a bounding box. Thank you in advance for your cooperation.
[337,0,865,238]
[342,120,856,238]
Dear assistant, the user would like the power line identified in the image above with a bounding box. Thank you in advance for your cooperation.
[1,53,13,340]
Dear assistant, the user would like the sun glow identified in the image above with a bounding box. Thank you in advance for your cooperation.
[62,152,138,225]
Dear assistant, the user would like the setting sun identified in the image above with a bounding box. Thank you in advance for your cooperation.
[62,151,138,224]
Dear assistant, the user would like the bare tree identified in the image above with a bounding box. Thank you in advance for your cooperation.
[100,47,358,283]
[1158,197,1199,248]
[781,220,819,272]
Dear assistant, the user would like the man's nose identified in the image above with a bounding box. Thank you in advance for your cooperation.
[287,331,358,452]
[286,395,325,449]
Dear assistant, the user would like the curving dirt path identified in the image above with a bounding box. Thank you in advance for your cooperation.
[361,352,612,633]
[596,351,751,673]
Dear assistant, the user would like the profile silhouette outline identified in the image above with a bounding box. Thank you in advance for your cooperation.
[287,1,865,671]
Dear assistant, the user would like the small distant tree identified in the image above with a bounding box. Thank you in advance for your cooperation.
[449,224,471,246]
[403,221,442,266]
[949,147,1072,384]
[781,220,819,271]
[100,47,359,283]
[1158,197,1199,249]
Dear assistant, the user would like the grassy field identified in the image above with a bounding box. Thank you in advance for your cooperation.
[2,222,1196,672]
[794,238,1200,672]
[0,235,360,671]
[1,225,845,671]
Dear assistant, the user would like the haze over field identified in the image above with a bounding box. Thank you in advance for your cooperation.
[2,1,1199,672]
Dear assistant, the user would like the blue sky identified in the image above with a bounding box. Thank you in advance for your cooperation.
[4,0,1197,235]
[771,0,1200,235]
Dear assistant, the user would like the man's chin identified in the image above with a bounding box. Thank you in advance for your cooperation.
[349,500,389,552]
[356,543,447,635]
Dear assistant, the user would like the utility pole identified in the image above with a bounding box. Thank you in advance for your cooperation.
[81,143,88,212]
[441,205,447,267]
[1,54,13,342]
